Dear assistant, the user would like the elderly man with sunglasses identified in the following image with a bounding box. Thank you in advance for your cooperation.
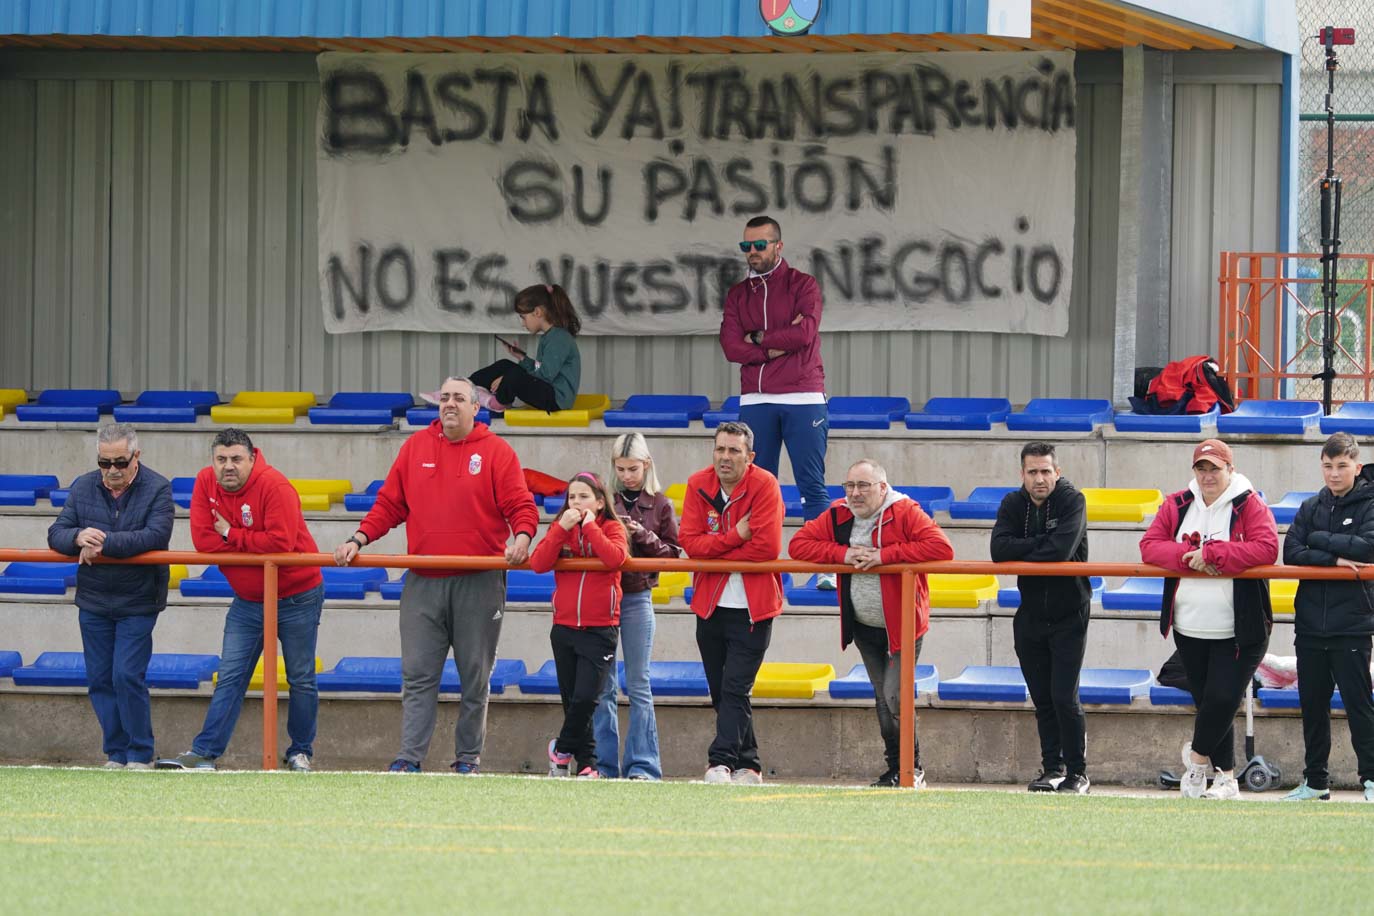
[718,215,833,587]
[48,423,174,769]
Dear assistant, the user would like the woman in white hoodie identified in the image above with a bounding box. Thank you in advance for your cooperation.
[1140,439,1278,799]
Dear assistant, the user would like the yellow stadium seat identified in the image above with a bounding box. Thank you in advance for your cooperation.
[927,574,999,608]
[663,483,686,516]
[0,388,25,412]
[1270,579,1297,616]
[290,479,351,510]
[213,656,323,691]
[752,662,836,699]
[503,393,610,427]
[650,571,690,605]
[1082,488,1165,523]
[210,391,316,424]
[168,564,189,590]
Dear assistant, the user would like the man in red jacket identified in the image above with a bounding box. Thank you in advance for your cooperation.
[679,421,785,785]
[719,215,831,587]
[333,377,539,774]
[157,428,324,772]
[789,459,953,788]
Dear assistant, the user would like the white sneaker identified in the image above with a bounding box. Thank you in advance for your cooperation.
[1203,771,1240,800]
[816,573,838,591]
[286,753,312,772]
[102,760,125,769]
[1180,743,1207,799]
[125,761,153,771]
[703,764,733,784]
[731,768,764,785]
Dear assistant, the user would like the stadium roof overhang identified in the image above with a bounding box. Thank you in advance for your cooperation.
[0,0,1298,55]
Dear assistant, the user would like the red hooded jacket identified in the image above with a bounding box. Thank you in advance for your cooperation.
[189,449,323,601]
[529,516,628,628]
[679,462,785,623]
[358,421,539,576]
[719,258,825,396]
[790,496,954,654]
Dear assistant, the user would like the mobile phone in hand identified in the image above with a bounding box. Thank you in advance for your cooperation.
[495,335,526,356]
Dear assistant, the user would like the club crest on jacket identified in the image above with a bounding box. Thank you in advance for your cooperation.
[469,453,482,475]
[240,503,253,527]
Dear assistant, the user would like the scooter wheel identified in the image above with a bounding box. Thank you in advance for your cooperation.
[1158,771,1178,790]
[1245,767,1272,792]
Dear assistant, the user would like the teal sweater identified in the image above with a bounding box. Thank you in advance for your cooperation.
[520,326,581,411]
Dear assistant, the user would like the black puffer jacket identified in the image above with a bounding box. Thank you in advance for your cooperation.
[1283,478,1374,639]
[990,478,1091,619]
[47,466,174,617]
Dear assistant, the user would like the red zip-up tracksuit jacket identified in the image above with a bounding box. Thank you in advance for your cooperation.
[189,448,323,601]
[529,516,628,627]
[358,421,539,576]
[678,462,785,623]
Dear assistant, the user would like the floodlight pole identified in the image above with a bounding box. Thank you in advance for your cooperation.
[1316,26,1350,414]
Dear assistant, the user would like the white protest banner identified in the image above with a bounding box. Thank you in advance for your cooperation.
[317,50,1076,335]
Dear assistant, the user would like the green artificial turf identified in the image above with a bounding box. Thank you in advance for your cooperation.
[1,769,1369,913]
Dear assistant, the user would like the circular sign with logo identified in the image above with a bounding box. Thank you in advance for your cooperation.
[760,0,821,36]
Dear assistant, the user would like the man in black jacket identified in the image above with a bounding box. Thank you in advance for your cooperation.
[1281,432,1374,802]
[991,441,1091,794]
[48,423,174,769]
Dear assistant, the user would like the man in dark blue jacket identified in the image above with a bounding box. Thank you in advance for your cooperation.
[48,423,174,769]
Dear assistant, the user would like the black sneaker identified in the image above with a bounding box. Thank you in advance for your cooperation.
[871,768,899,787]
[1057,773,1090,795]
[1028,769,1066,792]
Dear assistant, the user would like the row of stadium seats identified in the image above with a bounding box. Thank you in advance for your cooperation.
[7,387,1374,434]
[2,650,1360,710]
[0,561,1305,615]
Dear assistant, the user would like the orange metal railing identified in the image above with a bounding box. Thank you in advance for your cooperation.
[2,547,1366,789]
[1218,250,1374,403]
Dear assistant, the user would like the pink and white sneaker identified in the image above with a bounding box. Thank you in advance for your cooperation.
[548,739,572,777]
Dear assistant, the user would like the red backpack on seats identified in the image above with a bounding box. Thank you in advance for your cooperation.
[1130,356,1236,415]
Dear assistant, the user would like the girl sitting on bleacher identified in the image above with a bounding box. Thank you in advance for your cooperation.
[467,283,582,414]
[530,471,627,777]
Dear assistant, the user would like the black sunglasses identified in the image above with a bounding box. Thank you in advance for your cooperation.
[738,239,777,252]
[97,457,133,470]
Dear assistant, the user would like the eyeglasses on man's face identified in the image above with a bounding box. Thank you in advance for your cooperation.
[738,239,778,253]
[842,480,877,493]
[98,456,133,470]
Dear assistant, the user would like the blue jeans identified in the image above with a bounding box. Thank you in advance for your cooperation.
[78,609,158,764]
[593,590,661,778]
[193,584,323,760]
[738,401,829,521]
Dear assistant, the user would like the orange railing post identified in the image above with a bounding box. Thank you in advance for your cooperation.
[898,568,916,789]
[262,560,279,771]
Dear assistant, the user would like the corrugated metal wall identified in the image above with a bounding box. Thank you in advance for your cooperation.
[0,50,1274,401]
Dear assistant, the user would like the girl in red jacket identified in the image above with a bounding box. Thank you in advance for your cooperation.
[530,471,628,777]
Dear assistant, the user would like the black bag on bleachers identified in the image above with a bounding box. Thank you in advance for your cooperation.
[1129,356,1236,415]
[1157,650,1191,691]
[1134,366,1163,401]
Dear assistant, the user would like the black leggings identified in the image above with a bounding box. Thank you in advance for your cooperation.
[1173,631,1267,772]
[550,623,618,771]
[469,359,559,412]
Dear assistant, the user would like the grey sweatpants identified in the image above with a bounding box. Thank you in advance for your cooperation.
[398,569,505,766]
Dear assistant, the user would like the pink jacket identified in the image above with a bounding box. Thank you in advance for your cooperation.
[719,258,825,395]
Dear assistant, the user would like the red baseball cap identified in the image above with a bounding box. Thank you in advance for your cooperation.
[1192,439,1233,468]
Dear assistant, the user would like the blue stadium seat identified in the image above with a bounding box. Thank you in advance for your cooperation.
[1113,405,1219,433]
[1216,400,1322,435]
[1078,668,1154,704]
[603,395,710,428]
[1320,401,1374,435]
[0,562,78,595]
[518,659,561,694]
[0,650,22,678]
[449,658,525,694]
[308,392,413,425]
[998,577,1103,608]
[892,486,955,515]
[12,652,88,686]
[177,566,234,598]
[113,390,220,424]
[827,397,910,429]
[171,477,196,509]
[781,484,843,517]
[379,573,406,600]
[1268,491,1316,525]
[828,663,938,699]
[320,566,387,600]
[1101,577,1164,611]
[1005,399,1114,432]
[318,657,526,694]
[15,389,122,423]
[646,661,711,697]
[343,480,384,512]
[937,666,1028,702]
[543,495,566,516]
[507,570,555,603]
[1257,687,1367,710]
[406,406,491,426]
[905,397,1011,431]
[1149,684,1194,706]
[702,396,740,428]
[786,574,834,606]
[48,477,81,508]
[146,654,221,689]
[0,473,60,507]
[947,486,1018,519]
